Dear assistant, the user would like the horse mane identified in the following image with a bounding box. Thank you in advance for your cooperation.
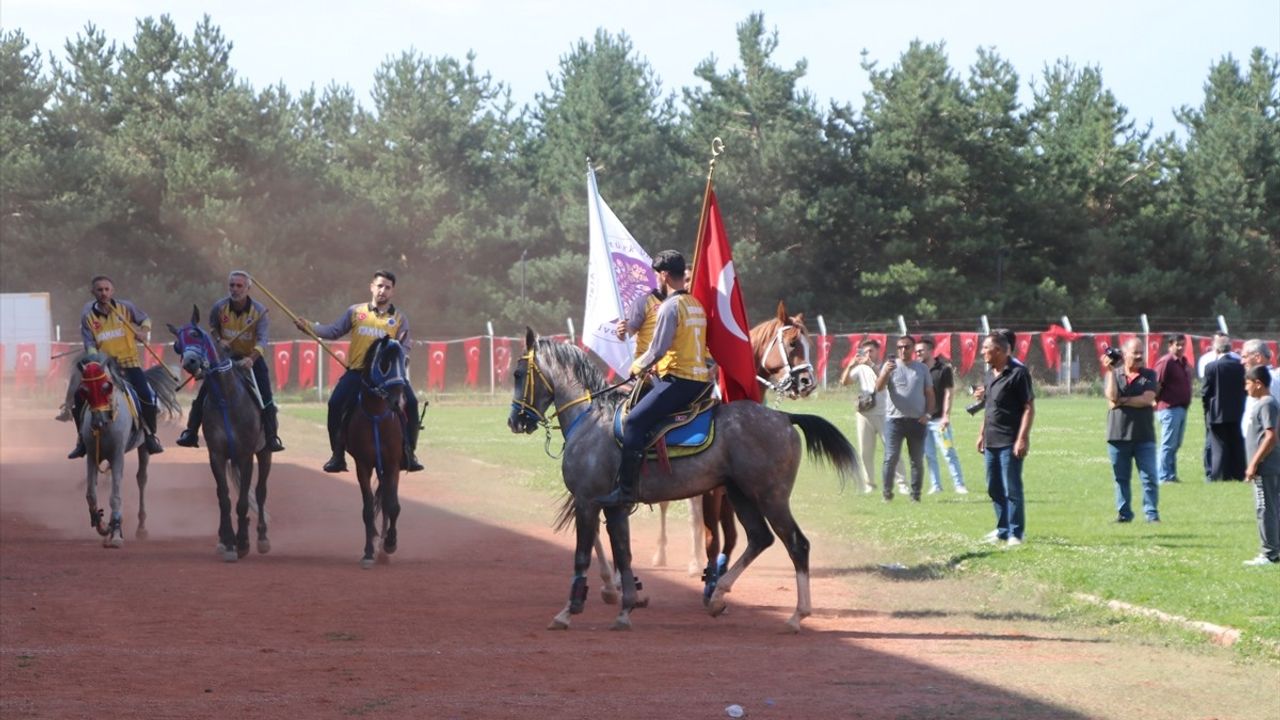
[534,338,624,411]
[749,317,783,351]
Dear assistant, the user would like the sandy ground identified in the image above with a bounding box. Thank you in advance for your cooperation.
[1,398,1275,720]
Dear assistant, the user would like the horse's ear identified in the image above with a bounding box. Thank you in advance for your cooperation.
[166,323,180,336]
[776,300,787,323]
[190,305,200,325]
[525,326,536,350]
[793,312,805,324]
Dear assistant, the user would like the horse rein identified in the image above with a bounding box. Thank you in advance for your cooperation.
[512,347,631,458]
[756,324,813,393]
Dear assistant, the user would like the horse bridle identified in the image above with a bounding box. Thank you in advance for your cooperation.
[512,345,629,458]
[364,340,407,399]
[175,326,232,380]
[756,324,813,394]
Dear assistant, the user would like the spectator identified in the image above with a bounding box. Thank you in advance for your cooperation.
[1241,339,1280,408]
[977,332,1034,546]
[1104,338,1161,523]
[1197,331,1233,379]
[1242,365,1279,566]
[1153,334,1192,484]
[840,339,905,494]
[1202,335,1247,481]
[876,335,935,502]
[915,337,968,495]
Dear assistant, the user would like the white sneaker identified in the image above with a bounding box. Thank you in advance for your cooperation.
[927,486,942,495]
[955,485,969,495]
[896,482,910,495]
[1005,536,1024,547]
[1242,555,1279,567]
[981,530,1003,544]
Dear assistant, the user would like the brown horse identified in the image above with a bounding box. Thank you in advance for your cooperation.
[345,335,408,569]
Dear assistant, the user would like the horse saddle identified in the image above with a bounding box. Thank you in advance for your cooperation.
[612,396,719,460]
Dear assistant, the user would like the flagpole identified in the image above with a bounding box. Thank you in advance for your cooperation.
[689,137,725,287]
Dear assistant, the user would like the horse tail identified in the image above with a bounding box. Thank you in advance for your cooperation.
[145,365,182,420]
[552,492,576,534]
[786,413,858,490]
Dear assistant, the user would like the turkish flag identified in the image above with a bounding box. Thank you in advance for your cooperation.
[932,333,952,361]
[1197,336,1214,358]
[689,189,761,403]
[272,341,293,391]
[1268,341,1278,368]
[46,342,77,389]
[1118,333,1137,349]
[297,343,318,390]
[1146,334,1164,365]
[463,337,481,388]
[815,334,833,380]
[958,333,980,375]
[326,341,350,390]
[1040,333,1061,371]
[492,337,512,386]
[838,334,863,372]
[15,343,37,388]
[549,333,569,345]
[1231,339,1244,355]
[1093,334,1114,376]
[1015,334,1034,364]
[427,342,447,391]
[1180,338,1196,367]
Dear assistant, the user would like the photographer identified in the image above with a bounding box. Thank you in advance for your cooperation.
[840,339,905,494]
[1103,338,1161,523]
[875,334,935,502]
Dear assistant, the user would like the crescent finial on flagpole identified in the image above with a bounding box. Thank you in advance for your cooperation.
[711,137,724,157]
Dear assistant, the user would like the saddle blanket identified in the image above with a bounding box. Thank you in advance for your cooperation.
[612,400,716,459]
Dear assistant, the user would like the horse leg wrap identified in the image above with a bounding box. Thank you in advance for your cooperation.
[569,576,589,614]
[89,507,102,528]
[702,562,720,603]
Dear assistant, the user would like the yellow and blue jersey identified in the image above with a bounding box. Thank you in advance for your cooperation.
[313,303,410,370]
[210,296,269,360]
[80,299,150,368]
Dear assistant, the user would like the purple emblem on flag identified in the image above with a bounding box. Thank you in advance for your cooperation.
[612,253,657,314]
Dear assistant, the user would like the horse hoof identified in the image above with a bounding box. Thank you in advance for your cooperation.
[376,551,390,565]
[236,545,250,559]
[257,539,271,554]
[651,551,667,567]
[221,550,238,563]
[360,557,375,570]
[547,618,570,630]
[634,595,650,609]
[784,616,803,634]
[610,616,632,631]
[381,542,397,556]
[708,597,728,617]
[135,527,149,541]
[601,588,619,605]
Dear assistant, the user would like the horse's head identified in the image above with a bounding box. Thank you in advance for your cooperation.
[361,335,407,403]
[753,301,816,399]
[167,305,223,379]
[508,327,554,434]
[77,356,115,430]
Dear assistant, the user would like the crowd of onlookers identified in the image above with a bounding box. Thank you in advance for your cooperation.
[841,330,1280,566]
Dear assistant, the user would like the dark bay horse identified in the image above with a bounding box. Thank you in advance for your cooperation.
[170,308,272,562]
[508,330,857,632]
[346,335,408,569]
[74,355,179,547]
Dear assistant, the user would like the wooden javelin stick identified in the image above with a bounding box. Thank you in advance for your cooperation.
[248,275,349,370]
[106,302,180,382]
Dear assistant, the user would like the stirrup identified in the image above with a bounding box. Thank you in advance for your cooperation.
[144,435,164,454]
[68,441,87,460]
[404,452,424,472]
[176,429,200,448]
[594,485,637,508]
[267,436,285,452]
[323,455,348,473]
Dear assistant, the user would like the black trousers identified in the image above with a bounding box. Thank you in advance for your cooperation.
[1205,421,1246,480]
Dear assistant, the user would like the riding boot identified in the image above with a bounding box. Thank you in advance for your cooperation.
[323,411,348,473]
[402,412,424,472]
[262,404,285,452]
[176,383,205,448]
[141,402,163,455]
[68,395,87,459]
[595,450,645,507]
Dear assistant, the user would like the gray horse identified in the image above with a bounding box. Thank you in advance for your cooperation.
[72,355,179,547]
[170,308,272,562]
[507,330,857,632]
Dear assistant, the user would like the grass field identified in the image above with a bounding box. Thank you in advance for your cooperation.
[285,390,1279,659]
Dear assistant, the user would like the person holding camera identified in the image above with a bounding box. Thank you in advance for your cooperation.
[977,332,1035,545]
[1103,338,1161,523]
[875,334,935,502]
[840,338,905,494]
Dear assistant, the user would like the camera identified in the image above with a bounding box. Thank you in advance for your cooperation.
[1102,344,1122,364]
[964,384,984,415]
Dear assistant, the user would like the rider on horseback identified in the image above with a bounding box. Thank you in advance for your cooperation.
[597,250,712,507]
[68,275,165,458]
[176,271,286,452]
[294,270,424,474]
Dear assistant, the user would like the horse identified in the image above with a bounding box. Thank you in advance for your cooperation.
[169,307,272,562]
[508,329,857,632]
[652,300,817,595]
[345,335,408,569]
[75,355,179,547]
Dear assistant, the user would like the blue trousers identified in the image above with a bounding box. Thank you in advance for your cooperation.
[329,369,418,454]
[1155,407,1186,483]
[1108,440,1159,521]
[622,376,709,452]
[985,445,1024,540]
[924,418,966,491]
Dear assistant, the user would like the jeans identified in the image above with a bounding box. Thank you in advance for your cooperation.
[883,417,926,498]
[985,445,1024,540]
[1108,440,1159,521]
[924,418,966,491]
[622,376,709,452]
[1155,407,1187,483]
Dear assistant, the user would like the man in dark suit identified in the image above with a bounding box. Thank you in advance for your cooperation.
[1202,336,1247,481]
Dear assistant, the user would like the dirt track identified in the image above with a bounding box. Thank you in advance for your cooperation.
[1,401,1275,719]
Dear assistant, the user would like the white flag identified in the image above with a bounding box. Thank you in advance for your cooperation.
[583,163,657,376]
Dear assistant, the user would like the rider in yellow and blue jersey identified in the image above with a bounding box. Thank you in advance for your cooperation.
[176,271,285,452]
[597,250,713,507]
[294,270,423,474]
[68,275,165,458]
